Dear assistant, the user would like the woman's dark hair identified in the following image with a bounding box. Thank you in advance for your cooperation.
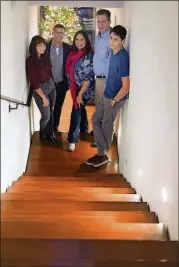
[29,35,50,66]
[110,25,127,41]
[71,30,93,53]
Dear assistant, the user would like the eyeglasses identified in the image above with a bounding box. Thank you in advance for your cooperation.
[54,31,65,36]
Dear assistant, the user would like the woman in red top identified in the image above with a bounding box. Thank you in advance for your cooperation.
[26,35,57,143]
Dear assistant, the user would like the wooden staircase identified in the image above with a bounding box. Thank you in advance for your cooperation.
[1,132,178,267]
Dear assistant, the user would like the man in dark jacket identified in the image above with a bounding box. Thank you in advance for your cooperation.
[46,24,70,133]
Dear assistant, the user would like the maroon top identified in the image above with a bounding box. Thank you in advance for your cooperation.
[26,56,53,90]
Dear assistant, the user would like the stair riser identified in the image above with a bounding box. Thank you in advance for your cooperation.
[1,260,178,267]
[1,239,178,264]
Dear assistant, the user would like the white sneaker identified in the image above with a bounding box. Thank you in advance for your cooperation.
[69,143,76,152]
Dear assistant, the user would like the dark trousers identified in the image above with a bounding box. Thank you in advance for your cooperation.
[53,81,67,130]
[67,100,89,144]
[33,88,56,134]
[80,107,89,132]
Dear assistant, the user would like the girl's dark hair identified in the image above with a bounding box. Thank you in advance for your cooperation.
[71,30,93,53]
[29,35,50,66]
[110,25,127,41]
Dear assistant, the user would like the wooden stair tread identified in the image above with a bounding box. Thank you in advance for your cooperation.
[1,209,154,217]
[13,178,131,188]
[2,192,140,202]
[24,163,120,176]
[20,175,127,181]
[20,174,129,182]
[12,181,131,188]
[11,184,134,194]
[1,221,167,240]
[1,199,149,211]
[6,185,133,193]
[3,191,141,202]
[1,239,178,266]
[1,210,158,223]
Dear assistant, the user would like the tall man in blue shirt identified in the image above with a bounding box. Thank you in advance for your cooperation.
[93,9,111,104]
[85,25,130,167]
[91,9,111,146]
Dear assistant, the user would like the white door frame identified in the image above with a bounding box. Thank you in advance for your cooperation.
[28,1,124,8]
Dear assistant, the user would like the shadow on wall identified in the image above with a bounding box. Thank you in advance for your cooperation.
[125,24,131,54]
[115,20,131,140]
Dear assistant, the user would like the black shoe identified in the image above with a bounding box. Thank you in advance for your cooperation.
[40,131,51,143]
[49,134,59,144]
[85,154,111,167]
[90,141,97,147]
[93,155,111,167]
[52,131,57,138]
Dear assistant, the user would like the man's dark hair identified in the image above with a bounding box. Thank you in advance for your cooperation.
[53,24,65,31]
[96,9,111,21]
[110,25,127,41]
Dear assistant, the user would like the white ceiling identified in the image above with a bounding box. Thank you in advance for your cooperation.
[28,1,124,8]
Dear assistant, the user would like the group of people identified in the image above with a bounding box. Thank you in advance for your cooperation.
[26,9,130,168]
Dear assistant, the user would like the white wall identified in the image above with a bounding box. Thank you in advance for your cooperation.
[119,1,178,240]
[107,8,124,27]
[1,1,29,102]
[1,2,39,192]
[1,101,30,192]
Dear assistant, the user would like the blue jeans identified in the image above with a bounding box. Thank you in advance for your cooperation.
[68,99,88,144]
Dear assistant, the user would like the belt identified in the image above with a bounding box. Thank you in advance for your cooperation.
[96,76,106,79]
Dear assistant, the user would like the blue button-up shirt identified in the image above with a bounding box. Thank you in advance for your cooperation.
[93,29,110,76]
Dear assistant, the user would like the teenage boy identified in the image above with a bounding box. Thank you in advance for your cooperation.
[85,25,130,167]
